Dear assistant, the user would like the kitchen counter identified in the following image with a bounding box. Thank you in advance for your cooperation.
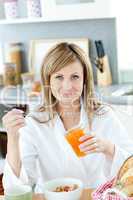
[0,86,42,106]
[0,84,133,106]
[96,83,133,105]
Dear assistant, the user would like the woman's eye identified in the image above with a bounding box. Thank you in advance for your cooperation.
[71,75,80,80]
[55,76,63,80]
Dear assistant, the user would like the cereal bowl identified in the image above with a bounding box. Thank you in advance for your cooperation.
[43,177,83,200]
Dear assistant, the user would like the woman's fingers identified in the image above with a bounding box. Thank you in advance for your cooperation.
[7,109,24,116]
[12,108,24,113]
[6,116,25,125]
[9,118,25,127]
[84,148,100,154]
[3,109,24,123]
[78,136,102,155]
[80,142,98,152]
[2,109,25,136]
[7,123,25,132]
[14,123,26,131]
[79,137,97,148]
[79,133,114,157]
[79,134,94,142]
[3,116,25,129]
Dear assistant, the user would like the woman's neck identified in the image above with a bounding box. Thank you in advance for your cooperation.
[57,99,81,131]
[57,100,81,130]
[57,99,81,119]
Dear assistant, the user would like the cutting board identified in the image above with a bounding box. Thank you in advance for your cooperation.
[97,55,112,86]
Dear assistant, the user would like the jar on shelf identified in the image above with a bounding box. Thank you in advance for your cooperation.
[6,42,23,85]
[0,74,4,86]
[27,0,41,18]
[4,0,19,19]
[3,63,17,86]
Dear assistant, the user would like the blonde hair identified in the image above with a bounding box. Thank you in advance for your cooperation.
[31,42,102,130]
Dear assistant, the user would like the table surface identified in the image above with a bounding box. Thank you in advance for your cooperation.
[34,189,93,200]
[0,189,93,200]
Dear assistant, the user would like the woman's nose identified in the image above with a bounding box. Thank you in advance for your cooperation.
[62,80,72,90]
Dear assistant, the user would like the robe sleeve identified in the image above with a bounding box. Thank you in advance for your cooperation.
[2,117,40,192]
[103,108,133,179]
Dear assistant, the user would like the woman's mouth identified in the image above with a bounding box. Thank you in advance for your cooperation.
[62,92,76,97]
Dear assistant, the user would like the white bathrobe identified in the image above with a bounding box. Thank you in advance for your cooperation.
[2,103,133,193]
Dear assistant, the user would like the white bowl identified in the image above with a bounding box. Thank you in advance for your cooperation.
[43,177,83,200]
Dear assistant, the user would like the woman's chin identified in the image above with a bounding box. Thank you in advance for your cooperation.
[59,97,80,105]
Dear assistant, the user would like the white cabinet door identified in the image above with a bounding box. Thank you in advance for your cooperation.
[111,0,133,82]
[40,0,112,21]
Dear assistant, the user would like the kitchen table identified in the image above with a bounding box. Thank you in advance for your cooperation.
[0,188,93,200]
[33,189,93,200]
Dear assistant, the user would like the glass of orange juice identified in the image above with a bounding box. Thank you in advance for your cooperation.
[65,126,94,157]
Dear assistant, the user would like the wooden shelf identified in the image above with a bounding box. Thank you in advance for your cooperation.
[0,17,88,25]
[0,15,114,25]
[0,17,56,25]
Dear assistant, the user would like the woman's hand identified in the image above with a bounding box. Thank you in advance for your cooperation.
[79,134,115,159]
[2,109,25,139]
[2,109,25,177]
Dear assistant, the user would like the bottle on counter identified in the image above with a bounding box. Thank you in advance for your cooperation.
[5,42,23,85]
[0,74,3,86]
[3,63,17,86]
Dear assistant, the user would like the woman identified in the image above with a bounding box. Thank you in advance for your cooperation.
[2,42,133,192]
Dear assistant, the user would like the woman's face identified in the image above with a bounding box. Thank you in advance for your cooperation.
[50,60,84,105]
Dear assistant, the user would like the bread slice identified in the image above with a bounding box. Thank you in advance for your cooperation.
[114,156,133,197]
[121,169,133,183]
[121,184,133,197]
[117,156,133,180]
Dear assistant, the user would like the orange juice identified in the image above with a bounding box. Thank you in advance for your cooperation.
[65,127,93,157]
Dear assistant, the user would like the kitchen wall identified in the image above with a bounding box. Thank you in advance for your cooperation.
[111,0,133,83]
[0,18,118,83]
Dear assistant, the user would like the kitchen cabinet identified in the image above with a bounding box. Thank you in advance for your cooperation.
[0,0,113,25]
[111,0,133,83]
